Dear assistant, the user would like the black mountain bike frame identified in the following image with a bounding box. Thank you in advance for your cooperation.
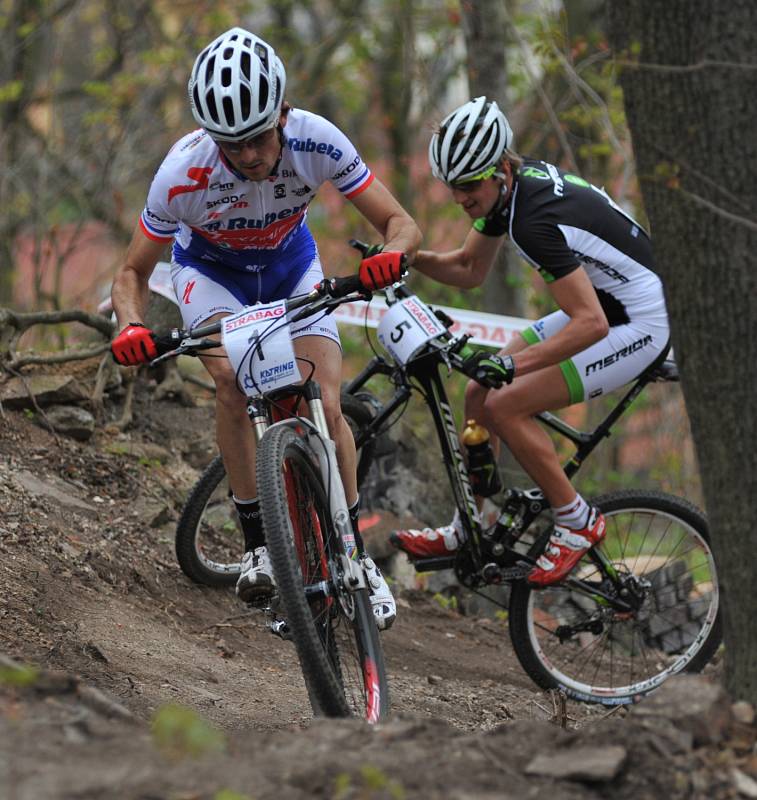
[345,341,677,585]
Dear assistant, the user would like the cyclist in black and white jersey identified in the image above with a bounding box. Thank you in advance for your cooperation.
[392,96,669,586]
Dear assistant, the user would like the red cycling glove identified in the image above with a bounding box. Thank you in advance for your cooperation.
[111,323,158,366]
[358,251,406,291]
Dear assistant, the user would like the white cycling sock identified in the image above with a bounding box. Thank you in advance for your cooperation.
[553,494,590,530]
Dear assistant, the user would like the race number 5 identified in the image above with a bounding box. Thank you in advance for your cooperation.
[390,320,411,343]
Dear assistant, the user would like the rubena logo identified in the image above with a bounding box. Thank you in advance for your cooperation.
[168,167,213,203]
[286,137,343,161]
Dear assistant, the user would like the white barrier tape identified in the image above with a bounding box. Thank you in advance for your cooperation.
[331,296,528,349]
[100,262,531,349]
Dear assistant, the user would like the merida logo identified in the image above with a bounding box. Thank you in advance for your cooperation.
[287,137,343,161]
[585,335,653,375]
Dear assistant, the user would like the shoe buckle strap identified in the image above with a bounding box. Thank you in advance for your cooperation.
[340,554,367,592]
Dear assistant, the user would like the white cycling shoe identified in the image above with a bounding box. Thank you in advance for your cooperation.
[236,546,276,603]
[360,555,396,631]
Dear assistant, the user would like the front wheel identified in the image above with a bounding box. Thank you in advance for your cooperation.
[508,490,721,705]
[257,423,389,721]
[174,393,377,587]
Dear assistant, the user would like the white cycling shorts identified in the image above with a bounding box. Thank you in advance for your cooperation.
[522,308,670,403]
[170,254,340,347]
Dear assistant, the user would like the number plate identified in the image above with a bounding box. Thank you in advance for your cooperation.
[377,295,447,365]
[222,301,300,395]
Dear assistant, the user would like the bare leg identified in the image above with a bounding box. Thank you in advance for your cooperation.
[198,314,257,500]
[481,364,577,508]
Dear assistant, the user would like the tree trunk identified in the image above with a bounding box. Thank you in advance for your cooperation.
[461,0,527,318]
[608,1,757,702]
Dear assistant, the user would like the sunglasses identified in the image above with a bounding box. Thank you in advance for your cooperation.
[213,127,277,154]
[448,165,498,192]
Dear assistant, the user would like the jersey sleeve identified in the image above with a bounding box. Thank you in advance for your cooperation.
[473,216,508,237]
[297,116,374,200]
[138,164,181,243]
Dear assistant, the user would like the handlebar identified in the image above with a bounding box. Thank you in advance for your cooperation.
[149,270,384,365]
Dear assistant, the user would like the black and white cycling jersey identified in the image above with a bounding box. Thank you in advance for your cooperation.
[474,159,666,325]
[474,159,669,402]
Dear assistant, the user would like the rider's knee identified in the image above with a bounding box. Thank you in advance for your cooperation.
[465,378,488,409]
[213,369,246,411]
[483,389,521,422]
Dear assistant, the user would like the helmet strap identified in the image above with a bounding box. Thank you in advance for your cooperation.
[485,176,512,219]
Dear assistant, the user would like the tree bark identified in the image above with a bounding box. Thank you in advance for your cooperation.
[461,0,527,318]
[608,1,757,702]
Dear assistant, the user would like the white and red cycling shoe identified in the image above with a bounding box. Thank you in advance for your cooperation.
[528,507,606,586]
[390,514,465,559]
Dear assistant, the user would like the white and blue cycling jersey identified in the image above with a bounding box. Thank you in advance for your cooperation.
[138,108,374,311]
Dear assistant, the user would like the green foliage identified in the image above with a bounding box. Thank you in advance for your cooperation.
[214,791,252,800]
[0,80,23,102]
[150,704,226,760]
[433,592,458,611]
[334,764,406,800]
[0,663,40,688]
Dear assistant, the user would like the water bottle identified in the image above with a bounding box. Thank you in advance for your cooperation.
[462,419,502,497]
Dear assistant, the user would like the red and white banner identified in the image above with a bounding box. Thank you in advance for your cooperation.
[332,295,528,349]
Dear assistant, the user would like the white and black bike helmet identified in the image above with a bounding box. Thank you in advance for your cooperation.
[188,27,287,141]
[429,96,513,184]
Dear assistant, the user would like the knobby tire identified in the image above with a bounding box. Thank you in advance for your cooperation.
[174,393,377,587]
[257,423,389,721]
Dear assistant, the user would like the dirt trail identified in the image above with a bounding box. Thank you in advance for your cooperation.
[0,387,751,799]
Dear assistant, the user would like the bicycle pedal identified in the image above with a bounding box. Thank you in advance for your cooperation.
[409,556,457,573]
[268,619,292,640]
[499,562,532,581]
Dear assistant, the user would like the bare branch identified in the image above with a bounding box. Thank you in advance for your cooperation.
[9,342,111,371]
[617,58,757,74]
[502,6,579,172]
[0,308,114,338]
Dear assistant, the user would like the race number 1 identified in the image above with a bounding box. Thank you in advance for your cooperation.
[222,301,301,395]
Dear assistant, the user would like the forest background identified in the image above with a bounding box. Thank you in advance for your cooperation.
[0,0,698,505]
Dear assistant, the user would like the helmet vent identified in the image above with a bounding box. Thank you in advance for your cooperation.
[221,66,232,88]
[239,86,251,120]
[222,96,235,125]
[257,80,269,112]
[240,52,251,80]
[206,92,219,125]
[204,55,215,86]
[254,42,268,70]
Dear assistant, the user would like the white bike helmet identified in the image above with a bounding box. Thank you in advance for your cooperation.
[429,96,513,184]
[188,27,287,141]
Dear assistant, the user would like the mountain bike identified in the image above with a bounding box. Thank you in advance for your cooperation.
[341,280,721,706]
[151,270,391,721]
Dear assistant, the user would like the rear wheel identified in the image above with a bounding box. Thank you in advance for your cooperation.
[257,423,389,721]
[174,393,376,587]
[508,490,721,705]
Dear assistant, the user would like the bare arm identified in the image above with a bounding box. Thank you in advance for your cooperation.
[411,227,503,289]
[349,179,422,262]
[111,227,171,329]
[512,267,609,377]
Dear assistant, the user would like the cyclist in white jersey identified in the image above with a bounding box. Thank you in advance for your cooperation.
[392,97,669,586]
[111,28,421,628]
